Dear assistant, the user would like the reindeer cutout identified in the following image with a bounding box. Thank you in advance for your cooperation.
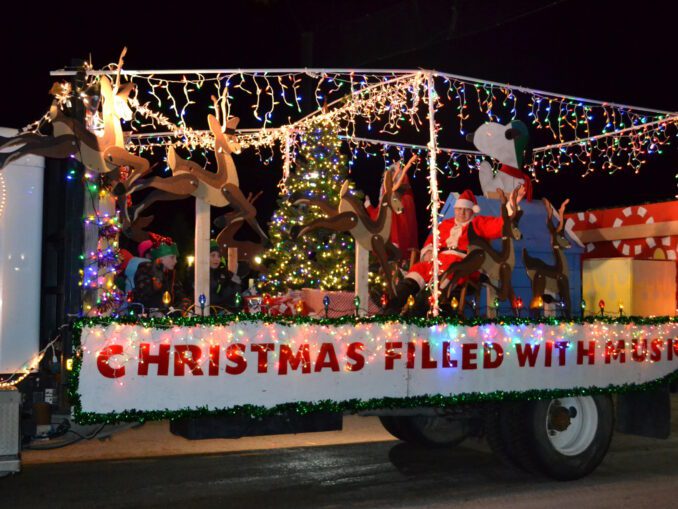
[523,199,572,317]
[441,187,523,314]
[126,114,267,240]
[121,214,155,243]
[295,172,403,294]
[214,191,266,267]
[0,48,150,189]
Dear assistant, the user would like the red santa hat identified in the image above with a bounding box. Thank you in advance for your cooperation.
[117,249,134,274]
[138,239,153,258]
[454,190,480,213]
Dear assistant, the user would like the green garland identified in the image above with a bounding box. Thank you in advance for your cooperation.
[69,313,678,425]
[72,311,678,331]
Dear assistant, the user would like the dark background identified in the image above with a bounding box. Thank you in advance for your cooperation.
[2,0,676,249]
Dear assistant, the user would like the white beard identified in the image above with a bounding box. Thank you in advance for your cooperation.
[446,218,471,249]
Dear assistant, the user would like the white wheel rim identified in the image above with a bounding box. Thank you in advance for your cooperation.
[545,396,598,456]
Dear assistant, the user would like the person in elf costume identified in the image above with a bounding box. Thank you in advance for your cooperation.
[384,186,525,314]
[133,234,190,311]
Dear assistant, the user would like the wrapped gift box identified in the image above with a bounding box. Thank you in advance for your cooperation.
[268,292,310,316]
[301,288,379,318]
[244,296,263,314]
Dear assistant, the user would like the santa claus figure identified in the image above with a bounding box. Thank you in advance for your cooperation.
[384,187,524,314]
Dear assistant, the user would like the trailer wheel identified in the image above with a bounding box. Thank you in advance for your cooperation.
[379,416,468,447]
[379,416,418,443]
[532,395,614,480]
[485,395,614,480]
[484,401,534,470]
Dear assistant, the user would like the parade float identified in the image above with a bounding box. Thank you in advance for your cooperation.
[1,50,677,480]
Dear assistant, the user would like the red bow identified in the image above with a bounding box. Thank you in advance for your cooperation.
[499,164,533,201]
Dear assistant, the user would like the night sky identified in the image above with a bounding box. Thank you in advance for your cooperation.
[2,0,676,247]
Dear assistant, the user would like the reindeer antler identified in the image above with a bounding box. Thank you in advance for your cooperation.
[496,188,508,204]
[211,95,221,125]
[123,214,154,242]
[543,198,554,222]
[557,199,570,232]
[210,94,229,128]
[249,190,263,205]
[114,47,128,91]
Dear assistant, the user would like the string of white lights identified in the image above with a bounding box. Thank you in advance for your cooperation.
[0,335,62,388]
[50,66,676,117]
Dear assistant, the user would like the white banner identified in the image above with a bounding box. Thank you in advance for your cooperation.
[78,321,678,414]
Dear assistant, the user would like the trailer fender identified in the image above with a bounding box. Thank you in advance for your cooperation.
[615,385,671,439]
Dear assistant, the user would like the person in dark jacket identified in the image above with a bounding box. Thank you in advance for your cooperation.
[133,235,189,312]
[186,240,243,311]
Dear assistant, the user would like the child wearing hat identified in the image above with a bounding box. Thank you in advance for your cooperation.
[186,240,244,310]
[118,240,153,296]
[133,234,189,311]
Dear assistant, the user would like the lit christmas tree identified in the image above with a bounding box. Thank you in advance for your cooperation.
[259,118,358,294]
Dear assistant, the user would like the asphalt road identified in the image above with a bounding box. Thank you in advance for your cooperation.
[4,412,678,508]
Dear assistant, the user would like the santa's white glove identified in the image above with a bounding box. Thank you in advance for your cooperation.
[506,184,525,216]
[364,195,372,208]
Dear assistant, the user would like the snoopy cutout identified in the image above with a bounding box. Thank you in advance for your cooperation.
[468,120,533,200]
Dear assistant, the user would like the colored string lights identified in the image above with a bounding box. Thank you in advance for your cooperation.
[34,63,678,317]
[530,114,678,178]
[77,171,125,316]
[70,314,678,423]
[38,65,673,182]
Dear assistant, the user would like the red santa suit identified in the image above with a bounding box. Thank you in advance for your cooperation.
[406,190,504,289]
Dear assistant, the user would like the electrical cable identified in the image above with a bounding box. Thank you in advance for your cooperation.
[24,423,107,450]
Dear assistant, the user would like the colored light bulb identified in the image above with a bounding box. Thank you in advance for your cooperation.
[407,295,415,308]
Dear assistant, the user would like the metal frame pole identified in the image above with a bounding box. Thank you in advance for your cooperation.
[426,72,440,317]
[195,199,211,316]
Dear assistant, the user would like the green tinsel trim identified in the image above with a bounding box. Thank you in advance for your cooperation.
[71,312,678,332]
[68,313,678,425]
[70,370,678,425]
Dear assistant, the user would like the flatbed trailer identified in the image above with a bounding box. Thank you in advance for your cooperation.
[1,62,677,482]
[71,315,678,480]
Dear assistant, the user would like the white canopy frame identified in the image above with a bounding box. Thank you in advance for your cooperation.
[50,65,678,317]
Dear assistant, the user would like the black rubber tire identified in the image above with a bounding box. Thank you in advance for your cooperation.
[380,415,469,448]
[528,395,614,480]
[379,416,418,442]
[484,395,614,480]
[485,400,542,473]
